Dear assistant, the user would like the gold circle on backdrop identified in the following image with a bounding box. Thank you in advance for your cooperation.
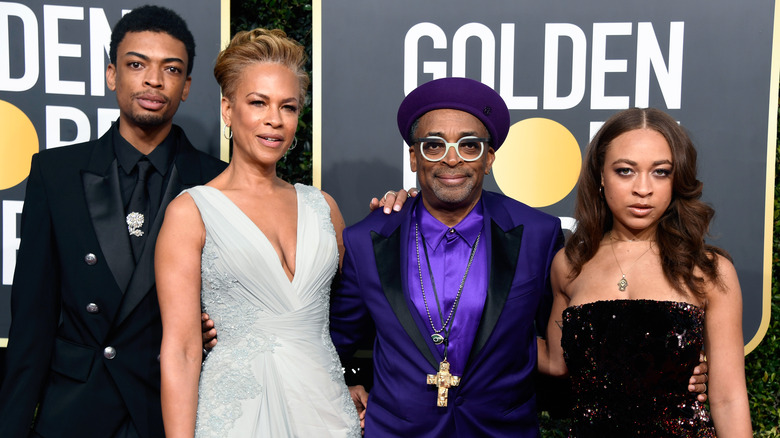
[493,118,581,207]
[0,100,38,190]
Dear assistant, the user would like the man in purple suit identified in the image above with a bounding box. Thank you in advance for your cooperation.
[330,77,563,436]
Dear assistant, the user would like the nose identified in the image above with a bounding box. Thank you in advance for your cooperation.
[632,173,653,197]
[263,107,282,127]
[144,69,163,88]
[441,144,462,166]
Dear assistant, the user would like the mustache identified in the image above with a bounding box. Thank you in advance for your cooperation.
[433,169,474,178]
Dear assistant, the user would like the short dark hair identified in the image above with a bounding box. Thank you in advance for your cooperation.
[109,5,196,76]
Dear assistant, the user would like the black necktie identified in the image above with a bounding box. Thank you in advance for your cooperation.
[127,158,153,263]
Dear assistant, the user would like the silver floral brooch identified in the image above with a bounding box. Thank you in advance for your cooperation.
[126,212,145,237]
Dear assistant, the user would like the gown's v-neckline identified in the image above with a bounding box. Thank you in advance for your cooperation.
[202,184,301,284]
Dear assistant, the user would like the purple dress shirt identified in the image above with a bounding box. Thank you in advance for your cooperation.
[406,200,488,376]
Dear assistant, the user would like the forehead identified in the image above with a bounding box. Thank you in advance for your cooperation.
[233,63,299,95]
[116,31,187,62]
[605,128,671,161]
[415,109,488,138]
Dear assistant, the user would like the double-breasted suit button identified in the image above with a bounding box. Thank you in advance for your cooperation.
[84,253,97,265]
[86,303,99,313]
[103,346,117,359]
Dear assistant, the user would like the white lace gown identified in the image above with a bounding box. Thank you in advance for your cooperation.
[185,184,360,438]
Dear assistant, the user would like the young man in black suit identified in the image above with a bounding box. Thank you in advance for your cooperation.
[0,6,226,437]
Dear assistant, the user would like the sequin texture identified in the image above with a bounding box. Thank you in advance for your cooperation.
[561,300,715,437]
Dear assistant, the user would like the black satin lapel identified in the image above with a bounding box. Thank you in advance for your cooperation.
[115,166,184,326]
[467,220,524,365]
[82,163,134,292]
[372,229,439,370]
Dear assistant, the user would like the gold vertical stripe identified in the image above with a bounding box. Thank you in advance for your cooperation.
[219,0,231,163]
[745,0,780,355]
[313,0,322,188]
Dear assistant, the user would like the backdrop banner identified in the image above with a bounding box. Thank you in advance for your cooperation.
[0,0,227,343]
[315,0,779,351]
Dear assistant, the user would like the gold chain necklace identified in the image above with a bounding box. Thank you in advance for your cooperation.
[609,233,655,291]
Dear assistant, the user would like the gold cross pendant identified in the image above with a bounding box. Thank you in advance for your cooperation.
[426,359,460,407]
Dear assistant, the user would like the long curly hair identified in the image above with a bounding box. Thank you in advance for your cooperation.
[213,28,309,105]
[566,108,728,297]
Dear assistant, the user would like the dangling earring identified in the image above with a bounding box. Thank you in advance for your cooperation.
[599,186,604,197]
[283,138,298,161]
[222,124,232,139]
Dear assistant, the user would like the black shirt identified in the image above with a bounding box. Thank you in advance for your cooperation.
[113,121,176,225]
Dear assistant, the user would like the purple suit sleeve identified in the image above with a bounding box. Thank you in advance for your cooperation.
[330,227,376,358]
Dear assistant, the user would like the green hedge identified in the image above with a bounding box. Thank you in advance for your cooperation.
[231,0,314,186]
[235,2,779,435]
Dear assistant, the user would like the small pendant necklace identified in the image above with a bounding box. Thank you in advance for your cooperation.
[609,232,655,291]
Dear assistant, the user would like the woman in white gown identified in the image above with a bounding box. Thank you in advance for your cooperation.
[156,28,360,437]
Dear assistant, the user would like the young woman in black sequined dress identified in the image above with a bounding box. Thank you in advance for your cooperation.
[537,108,752,437]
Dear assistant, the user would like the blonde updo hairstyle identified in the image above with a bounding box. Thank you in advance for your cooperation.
[213,28,309,104]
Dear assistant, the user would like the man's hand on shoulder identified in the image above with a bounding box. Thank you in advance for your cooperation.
[368,188,419,214]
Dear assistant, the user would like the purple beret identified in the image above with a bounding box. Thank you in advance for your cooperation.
[397,77,511,150]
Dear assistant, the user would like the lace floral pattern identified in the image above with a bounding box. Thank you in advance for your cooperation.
[195,236,267,437]
[296,183,335,238]
[187,184,360,437]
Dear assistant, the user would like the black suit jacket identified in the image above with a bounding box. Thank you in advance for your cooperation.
[0,125,226,437]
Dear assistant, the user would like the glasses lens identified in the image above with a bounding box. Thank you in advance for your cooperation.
[421,140,446,160]
[457,139,483,161]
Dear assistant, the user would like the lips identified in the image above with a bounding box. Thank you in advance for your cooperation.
[628,204,653,216]
[135,93,168,111]
[257,135,284,148]
[435,171,471,186]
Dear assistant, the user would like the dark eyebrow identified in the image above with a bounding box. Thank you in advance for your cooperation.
[611,158,637,166]
[610,158,673,166]
[246,92,299,105]
[124,51,185,65]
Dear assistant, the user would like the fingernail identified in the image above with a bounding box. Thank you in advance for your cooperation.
[394,204,401,212]
[384,207,390,214]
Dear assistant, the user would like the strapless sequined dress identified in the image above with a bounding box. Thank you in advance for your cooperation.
[561,300,715,437]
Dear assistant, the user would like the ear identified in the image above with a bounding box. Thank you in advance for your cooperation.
[180,76,192,102]
[484,147,496,174]
[409,146,418,172]
[221,96,232,127]
[106,64,117,92]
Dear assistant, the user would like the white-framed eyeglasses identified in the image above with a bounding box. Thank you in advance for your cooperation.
[414,136,489,162]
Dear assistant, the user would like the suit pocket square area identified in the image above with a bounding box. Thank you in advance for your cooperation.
[50,338,96,382]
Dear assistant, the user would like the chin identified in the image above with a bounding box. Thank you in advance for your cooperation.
[431,189,465,203]
[131,113,167,128]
